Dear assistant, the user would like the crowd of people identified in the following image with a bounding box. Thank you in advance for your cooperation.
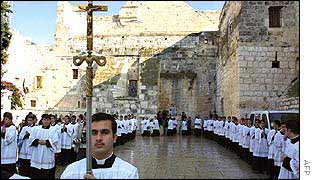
[1,109,299,179]
[151,111,299,179]
[1,111,138,179]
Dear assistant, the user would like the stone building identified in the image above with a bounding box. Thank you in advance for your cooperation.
[216,1,299,117]
[3,1,299,118]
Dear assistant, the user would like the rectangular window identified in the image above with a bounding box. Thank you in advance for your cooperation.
[77,101,80,108]
[128,80,138,97]
[269,6,282,28]
[36,76,43,88]
[272,61,280,68]
[73,69,78,79]
[31,100,36,107]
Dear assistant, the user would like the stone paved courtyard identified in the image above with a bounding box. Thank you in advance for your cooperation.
[56,134,268,179]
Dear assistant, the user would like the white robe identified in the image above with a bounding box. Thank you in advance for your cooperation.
[1,125,17,164]
[207,120,213,132]
[167,120,173,130]
[181,121,188,131]
[152,119,160,130]
[71,123,80,148]
[218,121,224,136]
[116,120,122,137]
[223,121,229,138]
[121,120,127,135]
[253,128,269,157]
[127,119,132,134]
[123,120,129,135]
[194,119,202,129]
[51,123,63,153]
[9,173,30,179]
[141,119,150,133]
[203,120,208,131]
[232,123,238,143]
[133,119,138,131]
[242,126,250,148]
[249,126,256,152]
[243,125,247,147]
[238,125,244,146]
[140,120,144,134]
[213,120,218,134]
[29,126,59,169]
[279,137,299,179]
[61,123,75,149]
[273,132,285,166]
[235,124,240,143]
[227,122,233,140]
[18,126,34,160]
[130,119,136,132]
[60,157,139,179]
[267,129,277,159]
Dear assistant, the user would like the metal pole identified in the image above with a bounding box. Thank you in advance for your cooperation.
[86,1,93,174]
[72,1,107,173]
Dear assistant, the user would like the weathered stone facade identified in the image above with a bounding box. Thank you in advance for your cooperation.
[217,1,299,117]
[277,97,299,111]
[43,1,220,118]
[3,1,299,118]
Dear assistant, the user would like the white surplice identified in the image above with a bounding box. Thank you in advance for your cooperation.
[29,126,59,169]
[1,125,17,164]
[60,157,139,179]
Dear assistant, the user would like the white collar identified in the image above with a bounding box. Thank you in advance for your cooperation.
[94,152,114,165]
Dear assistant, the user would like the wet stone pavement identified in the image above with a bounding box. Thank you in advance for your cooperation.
[56,134,268,179]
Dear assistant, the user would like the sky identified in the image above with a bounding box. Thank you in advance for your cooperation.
[9,1,225,45]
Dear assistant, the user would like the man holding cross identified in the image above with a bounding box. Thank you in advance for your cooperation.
[60,113,139,179]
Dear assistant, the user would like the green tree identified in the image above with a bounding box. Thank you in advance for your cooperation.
[1,1,12,78]
[1,2,23,109]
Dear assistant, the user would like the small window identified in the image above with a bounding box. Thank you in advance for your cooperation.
[31,100,36,107]
[272,51,280,68]
[73,69,78,79]
[272,61,280,68]
[269,6,282,28]
[128,80,138,97]
[36,76,43,88]
[77,101,80,108]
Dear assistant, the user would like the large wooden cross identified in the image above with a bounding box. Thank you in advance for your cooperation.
[72,1,107,174]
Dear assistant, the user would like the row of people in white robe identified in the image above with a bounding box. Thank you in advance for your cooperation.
[115,118,138,145]
[141,118,160,136]
[201,119,299,179]
[1,120,84,178]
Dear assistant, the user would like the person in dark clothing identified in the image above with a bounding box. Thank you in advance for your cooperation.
[162,110,169,136]
[157,111,163,136]
[187,116,192,135]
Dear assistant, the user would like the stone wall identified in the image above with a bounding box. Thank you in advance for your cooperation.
[278,97,299,111]
[157,32,218,117]
[217,1,299,117]
[5,1,299,119]
[216,2,242,116]
[45,1,221,118]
